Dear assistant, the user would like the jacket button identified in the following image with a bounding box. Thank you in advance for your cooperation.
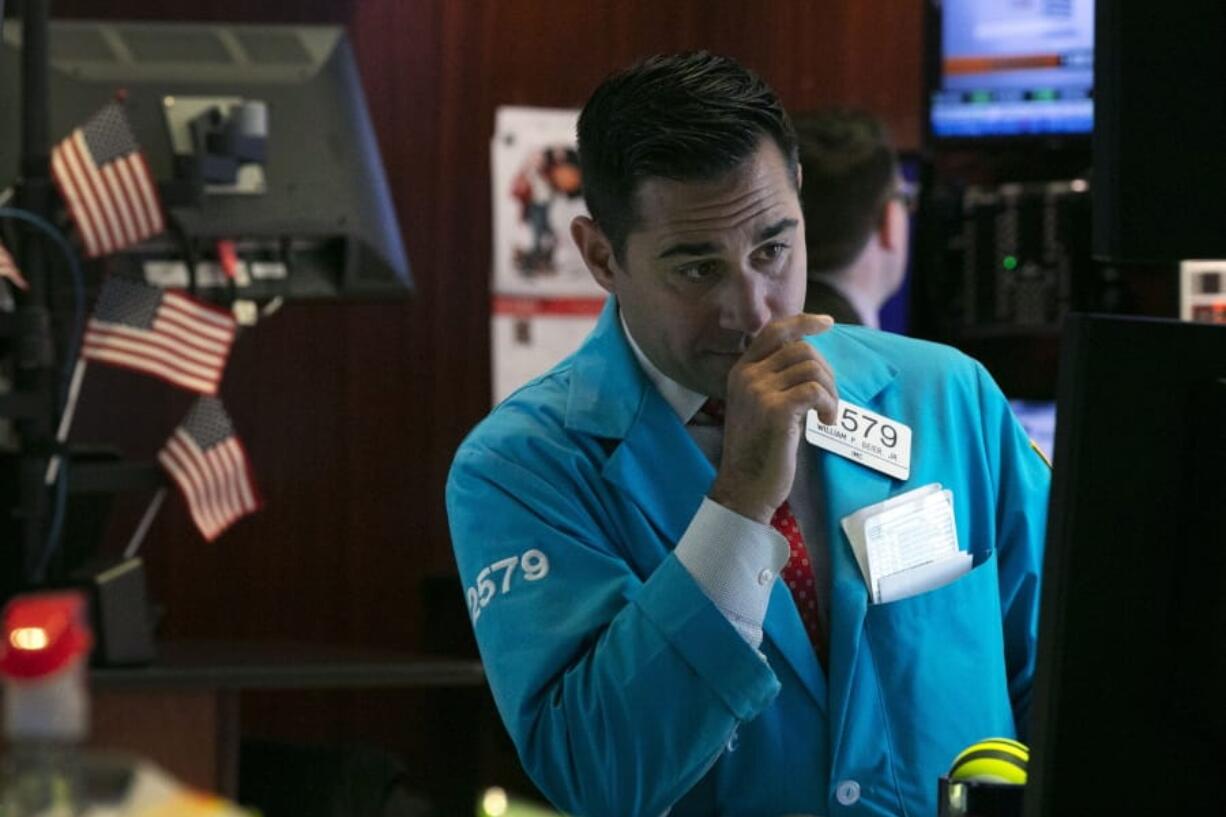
[757,568,773,585]
[726,730,739,752]
[836,780,861,806]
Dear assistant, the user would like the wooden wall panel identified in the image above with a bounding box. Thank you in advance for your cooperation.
[41,0,923,806]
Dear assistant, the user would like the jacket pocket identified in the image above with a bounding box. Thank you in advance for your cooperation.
[862,550,1017,808]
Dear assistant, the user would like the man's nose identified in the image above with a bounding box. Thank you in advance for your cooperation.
[718,269,771,337]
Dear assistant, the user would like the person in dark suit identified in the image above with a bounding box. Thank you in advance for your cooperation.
[796,110,914,328]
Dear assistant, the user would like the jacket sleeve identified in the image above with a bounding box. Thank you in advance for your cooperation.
[973,362,1051,739]
[446,437,781,817]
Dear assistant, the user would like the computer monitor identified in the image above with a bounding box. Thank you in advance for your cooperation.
[1093,0,1226,262]
[0,19,410,298]
[1024,314,1226,816]
[929,0,1094,140]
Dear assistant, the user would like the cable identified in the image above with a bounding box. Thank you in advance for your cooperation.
[0,207,86,414]
[0,206,86,583]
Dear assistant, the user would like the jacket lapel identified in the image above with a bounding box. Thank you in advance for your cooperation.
[567,299,714,547]
[762,575,829,709]
[603,388,714,545]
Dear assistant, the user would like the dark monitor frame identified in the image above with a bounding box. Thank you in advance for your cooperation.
[1025,314,1226,816]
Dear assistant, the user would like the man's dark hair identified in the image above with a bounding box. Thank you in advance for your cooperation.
[795,109,899,274]
[577,51,798,262]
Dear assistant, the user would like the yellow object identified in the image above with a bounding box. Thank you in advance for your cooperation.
[1029,439,1053,469]
[478,787,567,817]
[949,737,1029,785]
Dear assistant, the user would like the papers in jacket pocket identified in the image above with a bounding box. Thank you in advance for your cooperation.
[841,483,970,603]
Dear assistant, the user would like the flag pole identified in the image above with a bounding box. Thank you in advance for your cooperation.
[43,356,87,485]
[124,486,167,560]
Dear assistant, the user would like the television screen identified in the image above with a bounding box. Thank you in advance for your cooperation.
[930,0,1094,139]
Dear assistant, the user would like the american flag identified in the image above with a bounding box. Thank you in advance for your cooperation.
[158,397,261,542]
[82,277,237,395]
[0,237,28,291]
[50,101,165,258]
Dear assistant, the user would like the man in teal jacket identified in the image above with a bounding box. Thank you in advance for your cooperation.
[448,52,1049,817]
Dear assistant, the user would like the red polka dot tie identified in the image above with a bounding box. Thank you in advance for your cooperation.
[697,400,829,666]
[772,500,828,667]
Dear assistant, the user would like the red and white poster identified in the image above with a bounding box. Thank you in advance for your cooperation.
[491,106,600,298]
[491,107,607,404]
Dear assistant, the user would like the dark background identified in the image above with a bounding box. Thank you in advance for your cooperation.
[27,0,926,808]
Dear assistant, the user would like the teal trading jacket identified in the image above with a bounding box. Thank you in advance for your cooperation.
[447,299,1049,817]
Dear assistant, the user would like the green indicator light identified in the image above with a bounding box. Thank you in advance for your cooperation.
[1033,88,1057,101]
[971,91,992,104]
[1003,255,1018,271]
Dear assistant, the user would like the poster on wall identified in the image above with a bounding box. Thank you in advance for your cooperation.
[491,106,602,298]
[491,106,607,404]
[491,296,604,405]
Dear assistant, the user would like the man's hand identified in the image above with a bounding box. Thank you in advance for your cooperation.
[708,314,838,525]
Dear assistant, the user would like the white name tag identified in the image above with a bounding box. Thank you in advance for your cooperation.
[805,400,912,480]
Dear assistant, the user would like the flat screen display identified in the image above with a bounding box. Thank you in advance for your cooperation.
[931,0,1094,139]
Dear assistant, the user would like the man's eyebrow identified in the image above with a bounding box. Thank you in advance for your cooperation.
[655,218,799,260]
[757,218,799,242]
[657,240,720,260]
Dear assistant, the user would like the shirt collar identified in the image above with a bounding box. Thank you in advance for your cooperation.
[619,311,708,424]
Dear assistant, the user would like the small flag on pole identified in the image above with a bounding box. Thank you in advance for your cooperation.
[82,277,237,395]
[50,101,165,258]
[0,237,29,291]
[158,397,261,542]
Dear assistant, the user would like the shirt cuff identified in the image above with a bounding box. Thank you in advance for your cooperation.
[673,497,790,649]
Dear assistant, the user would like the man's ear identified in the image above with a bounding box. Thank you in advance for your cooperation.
[571,216,619,294]
[877,199,906,253]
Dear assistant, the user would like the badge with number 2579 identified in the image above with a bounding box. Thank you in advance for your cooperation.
[465,548,550,625]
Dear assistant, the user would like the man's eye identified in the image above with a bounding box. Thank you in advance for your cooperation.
[756,242,789,262]
[677,261,719,281]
